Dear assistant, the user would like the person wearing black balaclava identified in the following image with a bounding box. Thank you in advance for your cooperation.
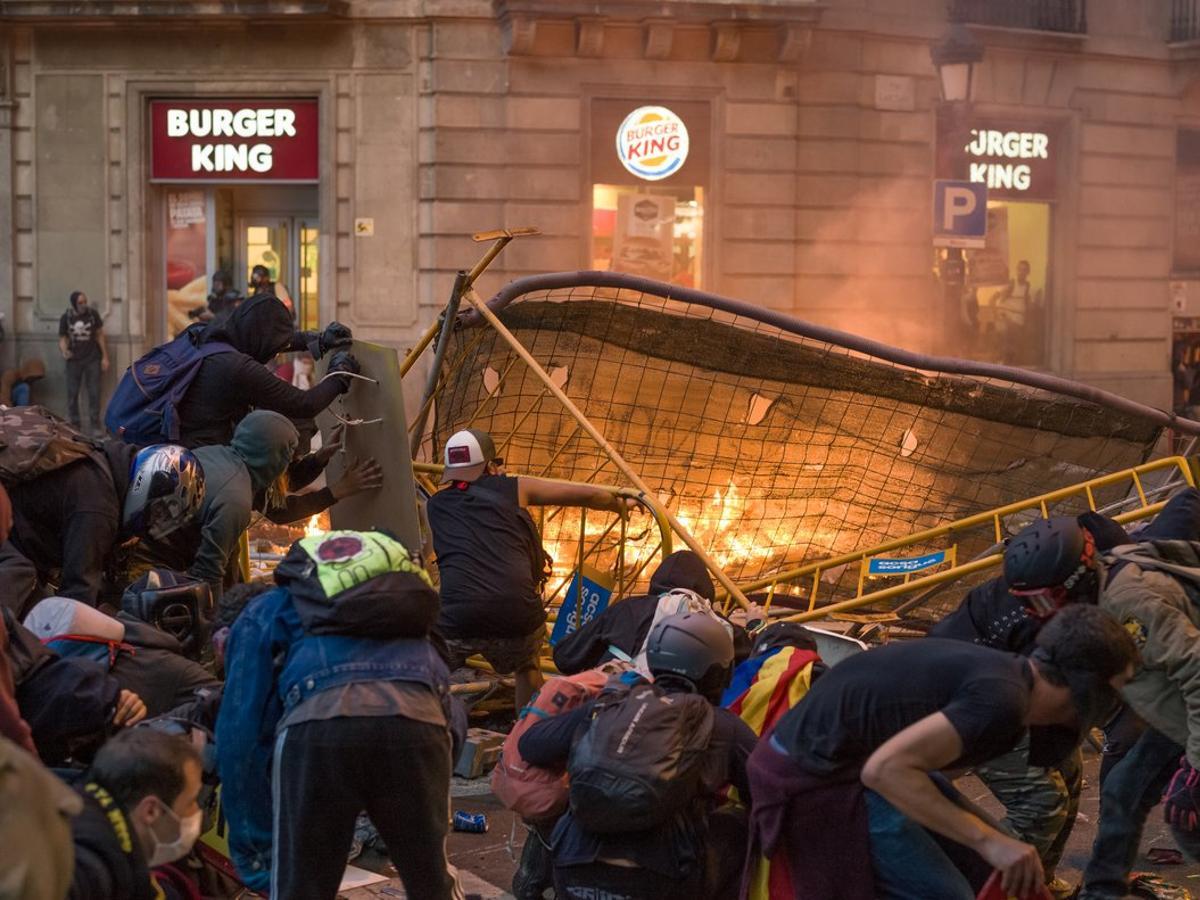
[171,293,358,449]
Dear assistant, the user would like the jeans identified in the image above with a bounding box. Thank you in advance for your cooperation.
[271,715,460,900]
[65,356,101,431]
[1081,726,1182,899]
[864,788,976,900]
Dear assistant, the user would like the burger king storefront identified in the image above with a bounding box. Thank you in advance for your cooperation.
[150,99,322,336]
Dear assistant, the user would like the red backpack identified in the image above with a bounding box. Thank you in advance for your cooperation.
[491,667,616,821]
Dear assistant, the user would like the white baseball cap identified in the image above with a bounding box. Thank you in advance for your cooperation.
[442,429,498,484]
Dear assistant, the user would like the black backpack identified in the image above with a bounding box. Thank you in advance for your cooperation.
[567,680,714,833]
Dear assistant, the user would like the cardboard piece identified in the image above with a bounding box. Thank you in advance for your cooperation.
[317,340,423,553]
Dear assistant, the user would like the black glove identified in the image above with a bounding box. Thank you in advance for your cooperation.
[318,322,353,357]
[327,351,361,393]
[305,322,353,360]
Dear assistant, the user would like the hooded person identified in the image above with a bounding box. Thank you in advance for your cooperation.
[131,411,300,600]
[170,293,358,449]
[553,550,754,675]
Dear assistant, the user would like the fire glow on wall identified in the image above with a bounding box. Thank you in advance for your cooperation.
[149,99,319,183]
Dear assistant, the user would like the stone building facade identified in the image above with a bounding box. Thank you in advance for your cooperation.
[0,0,1192,412]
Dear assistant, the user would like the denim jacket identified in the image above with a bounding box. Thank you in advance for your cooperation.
[215,586,454,890]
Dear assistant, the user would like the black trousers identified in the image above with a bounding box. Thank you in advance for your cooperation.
[66,356,101,431]
[272,715,460,900]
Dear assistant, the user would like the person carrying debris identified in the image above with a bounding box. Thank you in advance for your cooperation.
[746,605,1137,900]
[518,612,755,900]
[1000,515,1200,899]
[127,410,298,599]
[216,528,464,899]
[106,292,359,449]
[426,428,636,711]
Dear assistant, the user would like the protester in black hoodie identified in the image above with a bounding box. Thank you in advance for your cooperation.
[171,293,358,449]
[553,549,752,674]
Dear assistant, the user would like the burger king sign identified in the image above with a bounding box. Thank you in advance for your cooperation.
[616,106,690,181]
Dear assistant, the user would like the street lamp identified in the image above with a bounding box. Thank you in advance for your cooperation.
[931,22,984,355]
[931,22,984,104]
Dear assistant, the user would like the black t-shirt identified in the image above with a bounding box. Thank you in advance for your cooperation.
[426,474,546,638]
[771,639,1031,776]
[928,576,1041,656]
[58,307,104,362]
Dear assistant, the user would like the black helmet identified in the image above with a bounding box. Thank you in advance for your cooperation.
[646,612,734,697]
[1004,518,1088,590]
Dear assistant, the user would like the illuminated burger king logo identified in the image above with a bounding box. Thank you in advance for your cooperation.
[616,106,689,182]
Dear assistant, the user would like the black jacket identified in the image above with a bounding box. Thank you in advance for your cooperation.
[69,782,159,900]
[7,441,136,605]
[5,609,120,765]
[553,550,719,674]
[112,616,221,718]
[926,502,1200,656]
[174,295,342,448]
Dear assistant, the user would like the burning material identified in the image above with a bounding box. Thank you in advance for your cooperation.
[305,513,325,540]
[425,272,1182,618]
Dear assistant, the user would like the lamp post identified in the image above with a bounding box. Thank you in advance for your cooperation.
[931,22,984,354]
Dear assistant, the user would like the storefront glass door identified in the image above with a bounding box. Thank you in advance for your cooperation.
[239,215,319,331]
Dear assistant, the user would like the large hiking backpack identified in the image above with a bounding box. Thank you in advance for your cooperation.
[105,329,234,444]
[491,666,618,821]
[567,680,714,833]
[0,405,104,484]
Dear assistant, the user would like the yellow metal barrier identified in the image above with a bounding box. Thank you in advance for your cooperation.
[733,455,1196,625]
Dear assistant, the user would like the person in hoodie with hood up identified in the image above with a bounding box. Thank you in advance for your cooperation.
[553,549,755,675]
[171,292,359,449]
[130,410,299,600]
[217,528,466,900]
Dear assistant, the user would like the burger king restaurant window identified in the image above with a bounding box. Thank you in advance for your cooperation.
[935,114,1059,368]
[589,99,710,289]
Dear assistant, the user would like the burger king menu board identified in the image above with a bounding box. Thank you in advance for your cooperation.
[616,106,690,181]
[150,99,319,182]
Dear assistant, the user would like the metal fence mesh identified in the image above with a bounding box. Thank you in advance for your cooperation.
[424,277,1168,616]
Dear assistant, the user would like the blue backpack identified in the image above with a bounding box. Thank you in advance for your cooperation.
[105,329,234,445]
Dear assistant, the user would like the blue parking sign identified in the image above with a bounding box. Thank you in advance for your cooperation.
[933,179,987,249]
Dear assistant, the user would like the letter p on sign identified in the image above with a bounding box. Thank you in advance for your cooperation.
[933,179,987,249]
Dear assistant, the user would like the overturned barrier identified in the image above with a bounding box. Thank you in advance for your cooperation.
[415,270,1200,625]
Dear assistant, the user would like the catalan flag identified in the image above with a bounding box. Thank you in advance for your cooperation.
[723,645,821,739]
[723,645,821,900]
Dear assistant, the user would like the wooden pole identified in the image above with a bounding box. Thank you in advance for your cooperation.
[463,287,752,611]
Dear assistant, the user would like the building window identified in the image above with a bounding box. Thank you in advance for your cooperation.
[589,98,709,289]
[591,185,703,287]
[936,113,1060,368]
[958,200,1051,367]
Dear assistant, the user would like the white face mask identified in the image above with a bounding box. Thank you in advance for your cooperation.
[145,799,202,868]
